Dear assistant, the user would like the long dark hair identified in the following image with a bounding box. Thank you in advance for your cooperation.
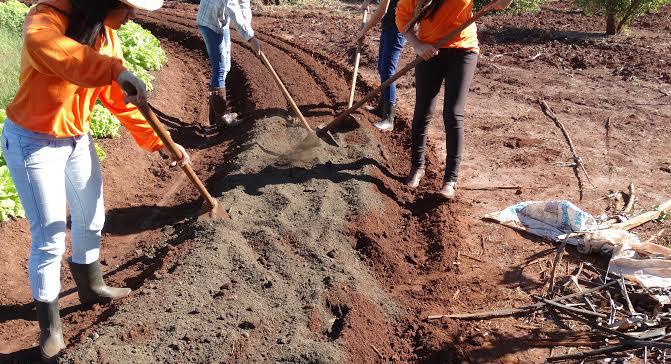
[65,0,124,47]
[403,0,444,33]
[424,0,445,19]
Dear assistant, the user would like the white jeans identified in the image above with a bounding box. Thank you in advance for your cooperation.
[2,119,105,302]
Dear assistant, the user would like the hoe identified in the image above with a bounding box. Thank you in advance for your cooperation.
[312,0,500,143]
[122,83,229,220]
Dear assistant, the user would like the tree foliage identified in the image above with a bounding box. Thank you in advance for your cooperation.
[475,0,545,13]
[575,0,671,34]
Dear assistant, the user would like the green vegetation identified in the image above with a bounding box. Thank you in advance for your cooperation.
[0,165,25,221]
[94,143,106,161]
[89,104,121,138]
[117,21,167,72]
[0,108,24,220]
[1,109,5,166]
[0,0,27,109]
[575,0,671,34]
[0,6,166,221]
[475,0,544,13]
[89,20,167,136]
[0,0,29,33]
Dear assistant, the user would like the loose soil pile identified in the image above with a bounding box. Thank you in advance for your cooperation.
[1,1,670,363]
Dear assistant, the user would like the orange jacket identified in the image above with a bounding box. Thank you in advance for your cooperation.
[396,0,479,51]
[5,0,164,152]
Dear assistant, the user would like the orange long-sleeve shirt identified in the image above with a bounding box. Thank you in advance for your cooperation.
[6,0,164,152]
[396,0,479,52]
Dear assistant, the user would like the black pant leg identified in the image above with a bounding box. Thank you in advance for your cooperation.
[442,49,478,182]
[410,56,444,169]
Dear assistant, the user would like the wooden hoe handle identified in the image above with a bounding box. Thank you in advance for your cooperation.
[321,0,498,133]
[121,82,218,208]
[348,8,369,108]
[259,51,314,133]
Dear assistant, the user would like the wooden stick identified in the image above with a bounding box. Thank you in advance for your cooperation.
[259,51,313,133]
[534,296,607,319]
[611,199,671,231]
[623,183,636,214]
[546,344,631,362]
[429,280,619,320]
[427,306,539,320]
[619,275,637,315]
[370,344,384,359]
[461,185,548,191]
[605,116,611,156]
[402,0,434,33]
[548,239,568,298]
[539,100,595,199]
[348,9,368,108]
[320,1,498,133]
[461,252,486,263]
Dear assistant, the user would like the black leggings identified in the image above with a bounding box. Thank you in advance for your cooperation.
[410,48,478,182]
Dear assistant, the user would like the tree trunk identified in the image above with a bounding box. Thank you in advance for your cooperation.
[606,7,617,35]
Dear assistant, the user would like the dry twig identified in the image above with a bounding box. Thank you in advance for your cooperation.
[429,280,618,320]
[539,100,595,200]
[612,199,671,231]
[548,239,568,298]
[370,344,384,359]
[623,183,636,214]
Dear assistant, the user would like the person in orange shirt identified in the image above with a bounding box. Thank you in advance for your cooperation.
[396,0,511,199]
[1,0,189,360]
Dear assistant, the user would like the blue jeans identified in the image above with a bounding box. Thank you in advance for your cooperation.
[1,119,105,302]
[198,25,231,89]
[378,25,406,104]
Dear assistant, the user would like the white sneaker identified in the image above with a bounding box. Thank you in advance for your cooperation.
[439,182,457,200]
[222,113,242,128]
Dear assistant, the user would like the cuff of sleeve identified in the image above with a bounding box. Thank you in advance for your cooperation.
[148,137,165,153]
[111,61,126,83]
[240,28,254,41]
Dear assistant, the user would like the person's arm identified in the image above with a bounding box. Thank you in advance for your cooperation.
[356,0,390,42]
[97,83,164,152]
[225,0,261,56]
[23,6,126,88]
[493,0,513,10]
[226,0,254,41]
[395,0,437,60]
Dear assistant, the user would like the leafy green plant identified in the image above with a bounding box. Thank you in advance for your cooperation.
[94,143,106,161]
[124,61,155,91]
[0,0,29,33]
[575,0,671,34]
[89,103,121,138]
[0,165,25,221]
[0,109,5,166]
[475,0,544,13]
[0,27,22,109]
[117,21,167,71]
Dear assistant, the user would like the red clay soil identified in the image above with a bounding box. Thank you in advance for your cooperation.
[2,0,671,363]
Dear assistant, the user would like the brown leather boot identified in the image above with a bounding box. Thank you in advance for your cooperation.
[209,88,242,128]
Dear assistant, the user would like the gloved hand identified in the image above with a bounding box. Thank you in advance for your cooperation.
[493,0,514,10]
[161,143,191,167]
[116,70,147,105]
[248,36,262,57]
